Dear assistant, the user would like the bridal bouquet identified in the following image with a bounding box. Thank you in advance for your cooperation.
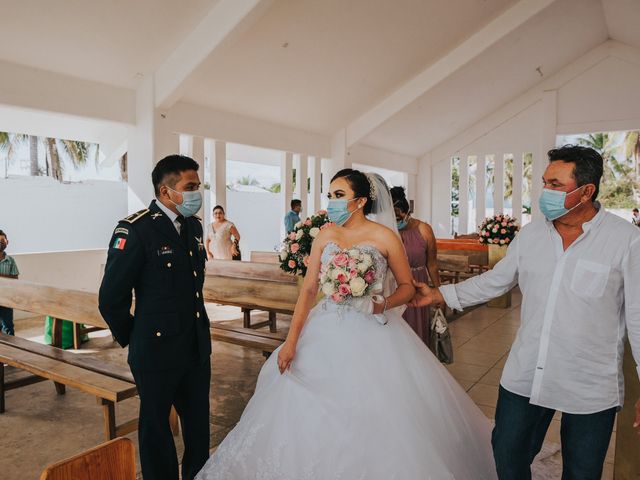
[319,249,380,304]
[279,211,333,277]
[478,214,519,246]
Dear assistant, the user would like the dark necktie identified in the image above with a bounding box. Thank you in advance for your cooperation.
[177,216,188,247]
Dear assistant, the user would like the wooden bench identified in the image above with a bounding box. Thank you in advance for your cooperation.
[0,335,137,441]
[437,239,489,274]
[250,251,280,264]
[204,260,297,333]
[210,323,285,357]
[437,253,471,284]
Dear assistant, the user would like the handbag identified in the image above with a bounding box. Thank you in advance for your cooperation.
[430,308,454,364]
[232,239,242,261]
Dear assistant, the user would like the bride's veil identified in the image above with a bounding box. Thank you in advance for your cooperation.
[365,173,406,315]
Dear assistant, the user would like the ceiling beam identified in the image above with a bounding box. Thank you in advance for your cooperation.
[154,0,273,109]
[343,0,557,147]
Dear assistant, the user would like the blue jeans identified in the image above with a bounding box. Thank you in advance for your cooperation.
[492,385,616,480]
[0,306,13,335]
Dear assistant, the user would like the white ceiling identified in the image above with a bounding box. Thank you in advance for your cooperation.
[0,0,639,160]
[0,0,220,88]
[180,0,518,134]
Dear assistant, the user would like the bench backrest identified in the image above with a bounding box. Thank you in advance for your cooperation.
[39,437,136,480]
[436,253,470,273]
[0,277,107,329]
[206,259,295,283]
[250,251,280,264]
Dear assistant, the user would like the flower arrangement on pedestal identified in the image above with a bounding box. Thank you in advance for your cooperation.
[478,214,520,246]
[279,211,333,277]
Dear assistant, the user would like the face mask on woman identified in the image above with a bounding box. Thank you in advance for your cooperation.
[327,198,361,226]
[397,214,409,230]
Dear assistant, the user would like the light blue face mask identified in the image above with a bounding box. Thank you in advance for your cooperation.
[397,214,409,230]
[327,198,360,226]
[538,186,584,221]
[167,186,203,218]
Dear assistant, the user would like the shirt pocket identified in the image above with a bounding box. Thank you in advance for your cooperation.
[570,259,610,298]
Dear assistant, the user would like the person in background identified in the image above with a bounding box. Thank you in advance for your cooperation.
[632,208,639,226]
[390,187,440,345]
[284,199,302,233]
[206,205,240,260]
[0,229,19,335]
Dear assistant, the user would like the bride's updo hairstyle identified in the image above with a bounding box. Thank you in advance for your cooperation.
[390,186,410,214]
[331,168,374,215]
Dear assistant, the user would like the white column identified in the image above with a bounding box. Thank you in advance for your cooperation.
[476,154,486,228]
[535,90,557,220]
[210,140,227,210]
[298,154,309,214]
[281,152,293,237]
[323,129,353,206]
[191,136,205,219]
[309,155,322,214]
[416,154,432,223]
[513,153,524,224]
[494,153,505,214]
[458,155,469,234]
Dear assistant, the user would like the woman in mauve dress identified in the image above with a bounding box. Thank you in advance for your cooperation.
[391,186,440,346]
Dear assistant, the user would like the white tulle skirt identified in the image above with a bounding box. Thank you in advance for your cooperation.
[196,301,497,480]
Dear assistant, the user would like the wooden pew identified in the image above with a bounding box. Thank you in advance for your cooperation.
[0,278,179,440]
[437,253,471,284]
[250,251,280,264]
[204,260,297,333]
[210,323,285,357]
[436,239,489,273]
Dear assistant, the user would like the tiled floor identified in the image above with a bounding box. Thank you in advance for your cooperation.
[1,292,616,479]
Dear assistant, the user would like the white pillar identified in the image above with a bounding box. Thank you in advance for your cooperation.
[536,90,557,220]
[458,156,469,234]
[513,153,523,224]
[494,153,505,214]
[416,154,432,223]
[281,152,293,237]
[210,140,227,210]
[179,134,193,156]
[476,154,486,229]
[323,129,353,205]
[310,155,322,214]
[191,137,205,220]
[298,154,309,215]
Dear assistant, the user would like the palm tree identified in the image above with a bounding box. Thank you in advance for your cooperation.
[624,130,640,176]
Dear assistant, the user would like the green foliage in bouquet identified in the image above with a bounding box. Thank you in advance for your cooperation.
[279,211,333,277]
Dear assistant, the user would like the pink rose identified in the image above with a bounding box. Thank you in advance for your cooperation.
[317,210,327,215]
[500,229,506,234]
[290,243,300,253]
[331,293,344,303]
[364,270,376,283]
[332,253,349,267]
[505,237,511,243]
[288,232,296,240]
[288,260,297,268]
[501,222,507,227]
[303,255,310,266]
[336,272,349,283]
[493,238,499,244]
[350,269,358,279]
[321,222,334,230]
[304,219,312,226]
[338,284,351,296]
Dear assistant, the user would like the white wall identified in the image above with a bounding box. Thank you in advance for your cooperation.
[0,176,127,254]
[426,40,640,237]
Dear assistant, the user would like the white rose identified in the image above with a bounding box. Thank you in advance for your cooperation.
[309,227,320,238]
[357,253,373,272]
[294,221,303,229]
[349,277,367,297]
[279,251,288,261]
[348,248,360,258]
[322,282,335,296]
[295,230,304,240]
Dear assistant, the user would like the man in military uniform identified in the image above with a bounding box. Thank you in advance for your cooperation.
[99,155,211,480]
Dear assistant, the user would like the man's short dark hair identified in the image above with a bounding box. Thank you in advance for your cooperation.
[547,145,603,201]
[151,155,199,195]
[634,208,639,213]
[291,199,302,209]
[0,230,6,239]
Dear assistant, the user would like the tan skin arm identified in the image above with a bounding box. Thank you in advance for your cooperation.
[230,224,241,242]
[418,221,440,287]
[277,226,415,373]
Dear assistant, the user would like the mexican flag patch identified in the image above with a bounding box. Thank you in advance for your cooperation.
[113,238,127,250]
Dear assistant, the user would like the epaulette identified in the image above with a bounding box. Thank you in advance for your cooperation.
[122,209,150,224]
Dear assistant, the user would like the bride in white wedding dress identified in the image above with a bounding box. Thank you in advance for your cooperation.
[196,169,497,480]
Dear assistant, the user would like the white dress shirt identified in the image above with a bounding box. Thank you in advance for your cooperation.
[155,199,182,234]
[441,205,640,413]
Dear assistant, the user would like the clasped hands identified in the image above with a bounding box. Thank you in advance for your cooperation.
[409,280,446,309]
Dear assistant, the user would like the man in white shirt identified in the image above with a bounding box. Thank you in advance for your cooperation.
[412,145,640,479]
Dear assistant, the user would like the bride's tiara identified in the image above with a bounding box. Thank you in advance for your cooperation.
[365,173,378,201]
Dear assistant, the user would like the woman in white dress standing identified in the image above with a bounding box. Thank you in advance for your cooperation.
[196,170,497,479]
[205,205,240,260]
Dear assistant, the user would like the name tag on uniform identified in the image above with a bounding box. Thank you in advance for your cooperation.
[157,245,173,256]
